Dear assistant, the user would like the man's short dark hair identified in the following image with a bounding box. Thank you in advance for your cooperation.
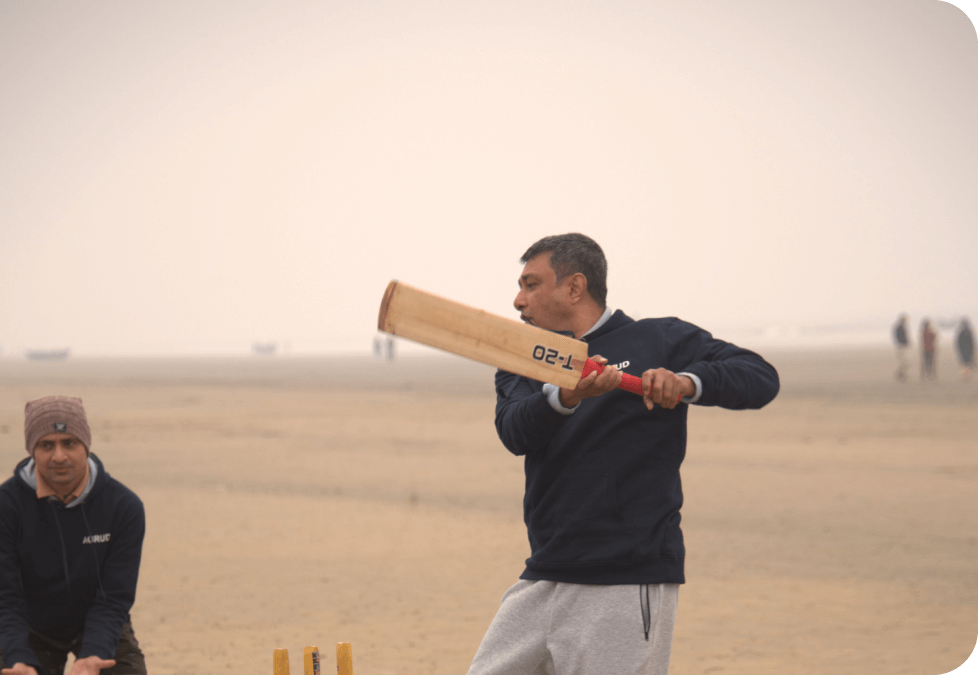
[521,233,608,308]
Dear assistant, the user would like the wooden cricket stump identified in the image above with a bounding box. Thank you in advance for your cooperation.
[272,643,351,675]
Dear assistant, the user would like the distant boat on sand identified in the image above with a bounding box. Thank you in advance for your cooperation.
[252,342,277,356]
[25,348,70,361]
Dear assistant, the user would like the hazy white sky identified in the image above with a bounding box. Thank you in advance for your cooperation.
[1,0,976,355]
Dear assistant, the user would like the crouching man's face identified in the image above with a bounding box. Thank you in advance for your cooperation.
[33,433,88,493]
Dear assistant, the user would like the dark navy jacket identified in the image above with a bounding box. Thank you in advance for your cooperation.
[495,310,779,585]
[0,454,144,671]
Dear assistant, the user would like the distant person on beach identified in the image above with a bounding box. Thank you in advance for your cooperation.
[956,318,974,381]
[920,319,937,380]
[892,313,910,381]
[0,397,147,675]
[466,233,780,675]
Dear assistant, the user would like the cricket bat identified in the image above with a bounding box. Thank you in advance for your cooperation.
[377,280,646,396]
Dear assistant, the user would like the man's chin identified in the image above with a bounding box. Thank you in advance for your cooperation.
[45,472,76,485]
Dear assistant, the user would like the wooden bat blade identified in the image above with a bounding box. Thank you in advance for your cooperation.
[378,280,589,389]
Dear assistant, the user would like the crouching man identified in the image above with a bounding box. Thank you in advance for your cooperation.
[0,397,146,675]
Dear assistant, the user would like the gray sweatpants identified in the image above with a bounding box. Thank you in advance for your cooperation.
[466,580,679,675]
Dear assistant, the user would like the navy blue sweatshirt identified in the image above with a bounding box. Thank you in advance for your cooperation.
[0,453,144,671]
[495,311,779,585]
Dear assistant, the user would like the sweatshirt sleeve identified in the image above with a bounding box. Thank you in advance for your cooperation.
[77,489,145,660]
[494,369,570,456]
[0,489,42,672]
[666,319,780,409]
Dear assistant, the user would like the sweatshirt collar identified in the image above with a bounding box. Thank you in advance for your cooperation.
[580,307,614,338]
[19,456,99,508]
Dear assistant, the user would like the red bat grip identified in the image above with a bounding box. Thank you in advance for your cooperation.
[581,358,645,396]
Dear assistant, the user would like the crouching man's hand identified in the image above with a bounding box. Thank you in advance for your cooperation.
[69,656,116,675]
[2,663,39,675]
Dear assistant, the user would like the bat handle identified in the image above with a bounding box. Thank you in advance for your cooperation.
[581,358,645,396]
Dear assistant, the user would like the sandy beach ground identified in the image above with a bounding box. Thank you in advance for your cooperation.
[1,345,975,675]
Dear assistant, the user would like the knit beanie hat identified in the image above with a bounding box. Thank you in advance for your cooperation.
[24,396,92,454]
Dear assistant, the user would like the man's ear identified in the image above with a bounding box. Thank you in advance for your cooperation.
[566,272,589,304]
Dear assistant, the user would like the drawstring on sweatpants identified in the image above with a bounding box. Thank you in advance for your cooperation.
[640,584,651,641]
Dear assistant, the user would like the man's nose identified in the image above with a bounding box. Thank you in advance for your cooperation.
[514,292,526,311]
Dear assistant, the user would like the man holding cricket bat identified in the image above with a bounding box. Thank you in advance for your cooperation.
[466,233,780,675]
